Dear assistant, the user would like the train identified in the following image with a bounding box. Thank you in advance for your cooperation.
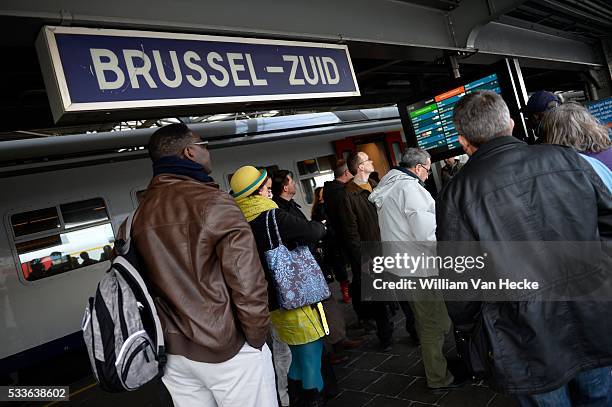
[0,106,407,378]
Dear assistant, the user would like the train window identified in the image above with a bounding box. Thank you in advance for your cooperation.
[317,155,335,172]
[296,155,336,205]
[297,159,318,175]
[11,207,60,237]
[10,198,115,282]
[300,179,315,205]
[60,198,109,229]
[17,224,115,282]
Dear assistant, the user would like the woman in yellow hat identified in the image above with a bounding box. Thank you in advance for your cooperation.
[231,166,328,407]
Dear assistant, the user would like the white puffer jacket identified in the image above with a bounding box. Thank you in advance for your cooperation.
[368,168,436,242]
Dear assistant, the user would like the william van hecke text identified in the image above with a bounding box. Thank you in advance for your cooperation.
[373,278,540,290]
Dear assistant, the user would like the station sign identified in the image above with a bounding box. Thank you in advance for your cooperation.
[36,26,360,123]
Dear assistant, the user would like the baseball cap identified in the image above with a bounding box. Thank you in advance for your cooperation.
[522,91,561,114]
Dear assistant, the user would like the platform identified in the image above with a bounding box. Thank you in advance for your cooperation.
[7,295,522,407]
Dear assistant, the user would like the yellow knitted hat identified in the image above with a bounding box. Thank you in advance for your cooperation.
[230,166,268,199]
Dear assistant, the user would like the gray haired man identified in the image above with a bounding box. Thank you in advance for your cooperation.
[369,148,460,390]
[438,90,612,405]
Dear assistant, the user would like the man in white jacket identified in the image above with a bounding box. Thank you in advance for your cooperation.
[369,148,460,391]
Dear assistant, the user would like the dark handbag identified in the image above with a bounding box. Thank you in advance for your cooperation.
[264,209,331,309]
[454,316,493,380]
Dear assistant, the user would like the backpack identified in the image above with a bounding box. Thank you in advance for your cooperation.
[82,213,166,392]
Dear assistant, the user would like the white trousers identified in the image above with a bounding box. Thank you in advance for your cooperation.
[162,343,278,407]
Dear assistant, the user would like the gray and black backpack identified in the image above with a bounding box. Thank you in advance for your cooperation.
[82,213,166,392]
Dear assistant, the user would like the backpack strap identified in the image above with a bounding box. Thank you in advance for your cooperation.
[124,212,134,239]
[113,257,165,354]
[116,212,135,255]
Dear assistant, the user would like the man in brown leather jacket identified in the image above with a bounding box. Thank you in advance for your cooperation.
[130,123,276,407]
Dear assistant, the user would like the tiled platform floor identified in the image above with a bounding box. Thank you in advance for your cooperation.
[323,299,519,407]
[327,332,518,407]
[8,297,520,407]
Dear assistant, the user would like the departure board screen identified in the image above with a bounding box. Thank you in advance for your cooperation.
[406,74,501,154]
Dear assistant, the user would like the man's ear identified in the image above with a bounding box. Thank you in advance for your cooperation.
[458,135,475,156]
[508,118,515,134]
[182,145,196,161]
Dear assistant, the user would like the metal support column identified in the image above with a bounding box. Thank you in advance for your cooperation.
[599,38,612,99]
[502,58,530,143]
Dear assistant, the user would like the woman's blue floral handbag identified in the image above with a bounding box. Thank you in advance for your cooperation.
[264,209,331,309]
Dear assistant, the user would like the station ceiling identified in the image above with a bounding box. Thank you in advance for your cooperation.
[0,0,609,140]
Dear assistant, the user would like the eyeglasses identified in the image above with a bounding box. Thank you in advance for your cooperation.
[357,158,373,166]
[190,140,209,147]
[418,163,432,174]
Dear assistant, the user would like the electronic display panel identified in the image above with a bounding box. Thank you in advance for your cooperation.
[404,74,501,157]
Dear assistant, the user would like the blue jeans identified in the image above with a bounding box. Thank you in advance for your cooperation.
[517,366,612,407]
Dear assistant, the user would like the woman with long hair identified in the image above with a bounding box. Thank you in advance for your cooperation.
[541,102,612,170]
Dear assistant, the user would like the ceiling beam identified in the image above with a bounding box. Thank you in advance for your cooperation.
[450,0,529,48]
[0,0,602,67]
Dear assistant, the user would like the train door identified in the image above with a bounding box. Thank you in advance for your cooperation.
[333,131,405,178]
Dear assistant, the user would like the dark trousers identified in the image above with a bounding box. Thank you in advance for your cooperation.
[398,301,416,329]
[350,265,393,342]
[328,240,349,283]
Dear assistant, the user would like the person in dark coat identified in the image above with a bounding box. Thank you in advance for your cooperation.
[311,187,333,281]
[311,185,365,366]
[323,159,353,303]
[440,157,463,186]
[438,90,612,405]
[337,152,394,351]
[272,169,307,220]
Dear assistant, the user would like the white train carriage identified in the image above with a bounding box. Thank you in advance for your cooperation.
[0,107,404,376]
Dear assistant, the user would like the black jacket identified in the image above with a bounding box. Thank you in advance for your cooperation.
[436,136,612,394]
[322,179,348,258]
[323,180,346,231]
[337,180,381,270]
[273,196,307,221]
[249,209,326,310]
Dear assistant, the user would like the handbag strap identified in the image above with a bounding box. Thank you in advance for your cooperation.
[264,209,283,250]
[265,210,273,249]
[271,209,283,245]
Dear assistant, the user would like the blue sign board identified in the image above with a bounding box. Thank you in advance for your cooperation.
[36,26,360,122]
[586,97,612,134]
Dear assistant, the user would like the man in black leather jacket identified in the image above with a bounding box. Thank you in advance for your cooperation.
[437,90,612,405]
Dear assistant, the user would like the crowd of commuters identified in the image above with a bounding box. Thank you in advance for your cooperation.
[125,88,611,407]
